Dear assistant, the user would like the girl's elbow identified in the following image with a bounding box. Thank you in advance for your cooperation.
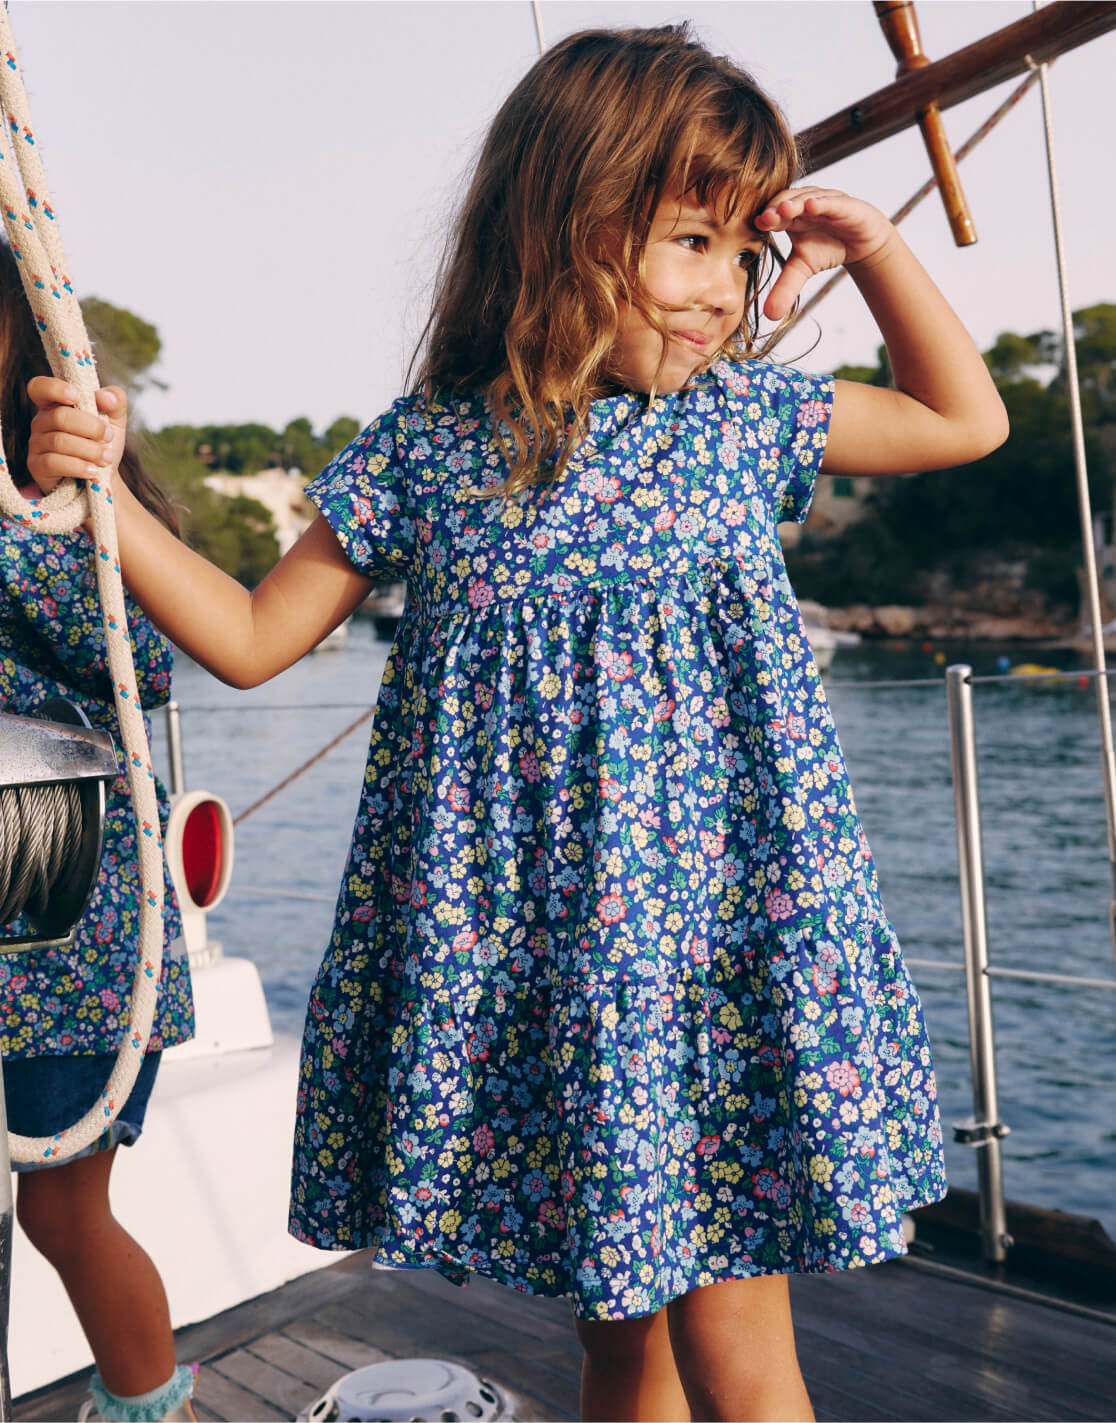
[983,398,1011,455]
[959,399,1009,463]
[214,656,267,691]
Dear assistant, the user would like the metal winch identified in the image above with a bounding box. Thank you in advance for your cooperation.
[0,699,119,950]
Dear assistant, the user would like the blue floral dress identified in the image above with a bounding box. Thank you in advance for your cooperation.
[290,359,947,1319]
[0,518,192,1058]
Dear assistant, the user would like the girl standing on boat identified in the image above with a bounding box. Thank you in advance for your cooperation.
[0,240,198,1423]
[26,25,1007,1421]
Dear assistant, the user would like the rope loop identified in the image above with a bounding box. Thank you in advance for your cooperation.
[0,10,166,1163]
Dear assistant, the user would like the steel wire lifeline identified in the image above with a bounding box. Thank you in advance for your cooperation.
[0,13,166,1163]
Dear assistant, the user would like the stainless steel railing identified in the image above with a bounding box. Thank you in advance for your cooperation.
[831,661,1116,1262]
[945,665,1012,1263]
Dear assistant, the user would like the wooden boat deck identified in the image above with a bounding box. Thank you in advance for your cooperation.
[14,1249,1116,1422]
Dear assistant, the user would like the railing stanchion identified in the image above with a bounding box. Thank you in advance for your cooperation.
[946,664,1012,1264]
[166,701,186,798]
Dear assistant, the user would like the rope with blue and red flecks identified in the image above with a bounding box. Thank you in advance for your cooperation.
[0,12,166,1163]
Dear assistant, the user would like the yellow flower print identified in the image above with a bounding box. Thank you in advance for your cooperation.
[782,803,807,831]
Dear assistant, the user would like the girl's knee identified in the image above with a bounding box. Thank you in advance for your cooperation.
[575,1308,668,1368]
[16,1159,113,1263]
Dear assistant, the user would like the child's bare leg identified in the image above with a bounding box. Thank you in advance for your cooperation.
[575,1306,691,1422]
[666,1276,813,1422]
[16,1148,177,1395]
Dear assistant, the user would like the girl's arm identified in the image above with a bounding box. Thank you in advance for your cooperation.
[26,380,374,689]
[756,188,1009,476]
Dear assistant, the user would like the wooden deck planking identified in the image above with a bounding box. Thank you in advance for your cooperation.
[790,1264,1116,1415]
[13,1251,1116,1422]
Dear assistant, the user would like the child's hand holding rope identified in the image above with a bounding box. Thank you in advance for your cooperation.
[26,376,127,497]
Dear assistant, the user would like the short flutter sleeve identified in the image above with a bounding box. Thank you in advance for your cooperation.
[304,399,416,581]
[719,360,834,525]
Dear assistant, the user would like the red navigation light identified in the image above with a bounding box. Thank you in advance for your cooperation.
[181,798,224,908]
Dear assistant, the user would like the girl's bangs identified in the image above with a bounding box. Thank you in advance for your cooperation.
[669,115,798,227]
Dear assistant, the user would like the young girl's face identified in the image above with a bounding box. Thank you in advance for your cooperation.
[610,192,764,394]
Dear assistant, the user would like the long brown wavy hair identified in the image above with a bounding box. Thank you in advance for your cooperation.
[413,24,800,496]
[0,240,180,536]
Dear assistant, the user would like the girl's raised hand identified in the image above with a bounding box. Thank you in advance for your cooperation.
[755,188,895,322]
[26,377,127,497]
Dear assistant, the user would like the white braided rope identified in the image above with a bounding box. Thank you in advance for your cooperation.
[0,14,165,1163]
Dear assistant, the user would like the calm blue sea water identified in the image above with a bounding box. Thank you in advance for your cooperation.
[150,621,1116,1238]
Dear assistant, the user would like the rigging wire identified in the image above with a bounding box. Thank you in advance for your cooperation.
[1027,7,1116,970]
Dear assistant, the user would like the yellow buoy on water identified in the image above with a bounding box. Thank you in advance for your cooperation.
[1008,663,1077,690]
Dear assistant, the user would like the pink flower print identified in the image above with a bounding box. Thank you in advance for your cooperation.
[603,648,633,682]
[579,469,622,503]
[696,1134,721,1157]
[699,829,725,859]
[800,398,828,428]
[653,508,675,532]
[532,531,552,550]
[826,1061,861,1097]
[452,929,478,955]
[765,889,794,921]
[723,499,748,526]
[654,697,675,722]
[472,1123,495,1155]
[518,750,542,783]
[596,894,626,926]
[99,988,120,1011]
[448,783,470,812]
[467,578,494,609]
[787,715,806,740]
[689,937,711,967]
[846,1199,871,1226]
[599,774,623,804]
[752,1168,780,1199]
[539,1200,564,1229]
[812,963,838,994]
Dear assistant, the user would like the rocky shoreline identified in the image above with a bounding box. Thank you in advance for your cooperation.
[825,602,1079,642]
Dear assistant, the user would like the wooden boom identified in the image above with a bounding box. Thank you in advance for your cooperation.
[797,0,1116,172]
[873,1,976,246]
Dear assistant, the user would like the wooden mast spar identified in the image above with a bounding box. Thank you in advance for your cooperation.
[796,1,1116,176]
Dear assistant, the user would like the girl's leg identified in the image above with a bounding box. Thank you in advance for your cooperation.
[16,1147,177,1396]
[575,1307,691,1423]
[666,1276,813,1422]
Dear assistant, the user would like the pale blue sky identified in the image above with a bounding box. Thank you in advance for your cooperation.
[11,1,1114,433]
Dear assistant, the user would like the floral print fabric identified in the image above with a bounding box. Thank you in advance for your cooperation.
[290,359,947,1319]
[0,518,192,1057]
